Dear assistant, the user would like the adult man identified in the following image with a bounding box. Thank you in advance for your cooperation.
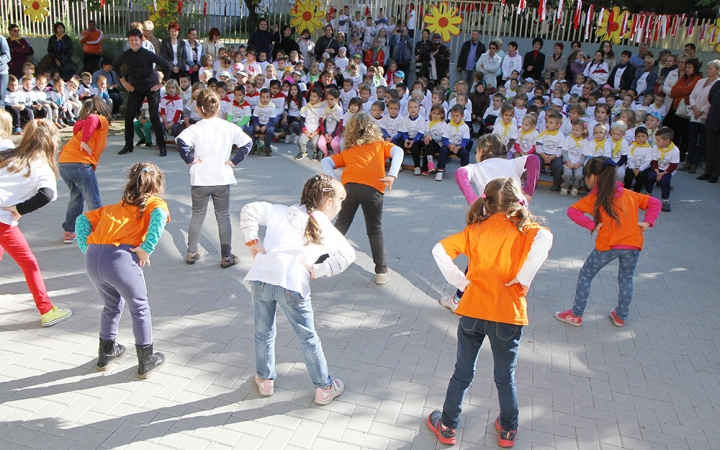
[420,33,450,89]
[608,50,635,92]
[629,42,648,69]
[0,34,9,109]
[143,21,161,56]
[79,20,104,73]
[114,29,173,157]
[475,40,501,90]
[92,57,124,117]
[390,26,414,78]
[457,30,486,86]
[684,43,701,65]
[7,25,33,79]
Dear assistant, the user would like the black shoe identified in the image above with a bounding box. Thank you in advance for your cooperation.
[135,139,146,146]
[697,173,711,180]
[144,142,154,149]
[709,176,719,183]
[97,338,126,371]
[159,147,167,157]
[550,185,561,192]
[294,152,307,160]
[662,201,671,212]
[118,146,133,155]
[220,254,239,269]
[136,343,165,379]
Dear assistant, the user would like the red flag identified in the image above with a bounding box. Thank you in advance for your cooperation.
[573,0,582,29]
[487,2,493,14]
[100,0,105,6]
[518,0,526,13]
[557,0,564,24]
[203,1,207,17]
[178,0,182,13]
[501,0,506,6]
[365,6,370,16]
[538,0,546,22]
[620,11,628,37]
[585,5,593,39]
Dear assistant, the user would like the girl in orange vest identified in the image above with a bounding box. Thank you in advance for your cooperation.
[58,98,111,244]
[427,177,553,448]
[555,156,661,328]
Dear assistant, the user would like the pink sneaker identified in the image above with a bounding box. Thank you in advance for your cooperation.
[554,309,582,326]
[427,160,437,173]
[255,374,274,396]
[610,309,625,327]
[314,378,344,405]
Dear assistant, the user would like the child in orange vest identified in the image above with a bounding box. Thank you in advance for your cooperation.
[555,156,661,328]
[427,177,553,448]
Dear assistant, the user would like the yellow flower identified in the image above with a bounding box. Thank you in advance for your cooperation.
[596,6,633,45]
[22,0,50,23]
[149,0,171,24]
[290,0,325,35]
[423,2,463,42]
[709,18,720,53]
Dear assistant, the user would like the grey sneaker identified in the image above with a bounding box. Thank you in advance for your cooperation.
[220,254,240,268]
[374,272,389,285]
[439,294,459,313]
[185,251,202,265]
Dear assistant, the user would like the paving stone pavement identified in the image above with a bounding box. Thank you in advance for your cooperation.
[1,135,719,450]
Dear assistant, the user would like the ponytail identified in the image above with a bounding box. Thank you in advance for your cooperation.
[300,174,342,245]
[583,156,618,226]
[466,177,535,233]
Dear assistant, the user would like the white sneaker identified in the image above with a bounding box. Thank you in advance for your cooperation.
[270,145,278,153]
[560,188,568,196]
[255,374,274,396]
[292,135,299,144]
[570,188,579,196]
[435,171,444,181]
[284,134,292,144]
[314,379,344,405]
[439,294,460,313]
[374,272,389,285]
[414,167,421,175]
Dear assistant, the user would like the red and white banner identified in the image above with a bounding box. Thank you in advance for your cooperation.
[573,0,582,29]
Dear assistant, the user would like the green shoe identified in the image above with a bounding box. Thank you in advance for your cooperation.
[41,306,72,327]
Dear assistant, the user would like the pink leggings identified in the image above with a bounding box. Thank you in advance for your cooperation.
[0,222,53,314]
[455,155,541,205]
[318,135,341,157]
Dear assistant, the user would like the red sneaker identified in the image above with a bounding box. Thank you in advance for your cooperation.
[426,410,456,445]
[554,309,582,326]
[495,416,517,448]
[610,309,625,327]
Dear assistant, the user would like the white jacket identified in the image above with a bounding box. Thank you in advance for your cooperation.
[475,52,502,89]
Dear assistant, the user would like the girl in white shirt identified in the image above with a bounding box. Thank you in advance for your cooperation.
[241,174,355,405]
[0,119,72,327]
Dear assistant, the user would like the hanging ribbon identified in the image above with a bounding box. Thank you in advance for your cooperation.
[537,0,546,22]
[518,0,526,14]
[585,5,593,40]
[557,0,563,24]
[573,0,582,29]
[597,8,604,27]
[620,11,628,36]
[178,0,182,14]
[700,22,708,41]
[203,1,207,16]
[687,16,694,37]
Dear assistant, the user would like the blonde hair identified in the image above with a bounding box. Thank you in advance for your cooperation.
[300,174,345,245]
[0,110,12,140]
[0,119,59,178]
[164,79,180,93]
[342,113,384,147]
[465,177,534,232]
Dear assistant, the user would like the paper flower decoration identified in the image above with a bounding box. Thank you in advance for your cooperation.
[290,0,325,35]
[423,2,463,43]
[596,6,634,45]
[149,0,171,24]
[22,0,50,23]
[709,18,720,53]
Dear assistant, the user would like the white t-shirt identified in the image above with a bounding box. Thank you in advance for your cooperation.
[582,139,612,158]
[0,157,57,225]
[652,144,680,172]
[561,136,585,165]
[536,130,564,157]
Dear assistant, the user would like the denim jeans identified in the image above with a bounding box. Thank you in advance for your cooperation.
[187,185,232,257]
[645,172,672,200]
[251,281,332,388]
[59,163,102,232]
[442,316,523,431]
[572,248,640,320]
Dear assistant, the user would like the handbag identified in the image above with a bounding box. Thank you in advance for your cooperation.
[675,99,691,119]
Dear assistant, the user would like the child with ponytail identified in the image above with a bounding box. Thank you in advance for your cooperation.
[240,174,356,405]
[427,177,553,447]
[76,162,169,378]
[555,156,661,328]
[0,119,72,327]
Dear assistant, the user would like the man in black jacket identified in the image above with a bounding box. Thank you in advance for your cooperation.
[608,50,636,93]
[420,33,450,89]
[114,29,173,157]
[699,81,720,183]
[457,30,485,86]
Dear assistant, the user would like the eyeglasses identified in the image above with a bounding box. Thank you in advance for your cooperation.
[10,29,19,32]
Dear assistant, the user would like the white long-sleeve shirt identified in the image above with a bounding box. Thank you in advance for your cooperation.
[501,53,523,80]
[240,203,356,298]
[475,52,502,88]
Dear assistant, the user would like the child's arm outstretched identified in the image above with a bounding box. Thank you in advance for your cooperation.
[131,208,170,266]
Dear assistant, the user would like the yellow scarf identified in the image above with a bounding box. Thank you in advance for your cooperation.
[657,143,676,162]
[501,120,513,137]
[593,139,606,155]
[519,129,536,140]
[538,129,559,138]
[629,142,650,156]
[611,139,624,157]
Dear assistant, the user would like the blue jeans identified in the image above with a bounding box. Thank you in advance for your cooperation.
[442,317,522,431]
[645,172,672,200]
[59,163,102,232]
[572,248,640,320]
[251,281,332,388]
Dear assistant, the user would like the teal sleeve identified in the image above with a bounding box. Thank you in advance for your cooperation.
[139,208,169,254]
[75,215,92,254]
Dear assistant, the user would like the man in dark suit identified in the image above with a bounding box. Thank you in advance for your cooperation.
[457,30,486,86]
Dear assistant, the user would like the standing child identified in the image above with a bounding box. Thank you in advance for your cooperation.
[295,88,324,160]
[427,177,552,447]
[399,98,428,175]
[555,156,661,328]
[436,104,471,181]
[0,119,73,327]
[321,113,403,285]
[241,174,355,403]
[317,88,343,158]
[281,83,305,143]
[176,90,253,268]
[76,162,169,377]
[560,119,588,196]
[251,88,277,156]
[623,127,653,192]
[645,127,679,212]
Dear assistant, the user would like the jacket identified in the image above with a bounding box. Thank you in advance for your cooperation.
[79,29,104,55]
[420,44,450,82]
[705,82,720,131]
[248,30,278,60]
[47,34,75,78]
[544,53,567,80]
[0,36,10,75]
[522,50,545,81]
[8,37,33,78]
[390,34,414,64]
[608,64,636,91]
[457,40,486,72]
[630,68,659,96]
[160,38,188,77]
[670,74,702,110]
[184,39,203,71]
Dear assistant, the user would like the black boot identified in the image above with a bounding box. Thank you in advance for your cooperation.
[158,146,167,157]
[135,139,146,146]
[97,338,126,371]
[136,343,165,379]
[118,146,133,155]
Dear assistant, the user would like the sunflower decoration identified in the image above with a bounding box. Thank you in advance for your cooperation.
[423,2,463,43]
[596,6,634,45]
[22,0,50,23]
[290,0,325,34]
[148,0,177,29]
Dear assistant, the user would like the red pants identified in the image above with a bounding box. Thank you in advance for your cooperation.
[0,222,53,314]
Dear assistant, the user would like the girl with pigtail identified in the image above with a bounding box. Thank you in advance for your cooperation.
[427,177,553,447]
[240,174,356,406]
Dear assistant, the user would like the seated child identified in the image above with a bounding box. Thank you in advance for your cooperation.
[623,127,653,193]
[251,88,277,156]
[535,110,565,191]
[645,127,679,212]
[435,104,471,182]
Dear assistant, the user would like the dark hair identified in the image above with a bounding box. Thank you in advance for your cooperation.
[101,56,114,66]
[8,24,18,32]
[309,87,324,100]
[656,127,674,140]
[546,110,563,122]
[635,126,648,137]
[571,40,582,48]
[187,27,197,36]
[348,97,362,110]
[477,134,504,160]
[215,81,227,91]
[259,88,271,96]
[127,28,143,39]
[325,88,340,99]
[285,83,304,107]
[554,42,564,50]
[269,79,281,88]
[208,27,220,39]
[599,40,614,59]
[301,174,342,245]
[465,177,534,232]
[621,50,632,58]
[583,157,618,226]
[508,41,518,49]
[235,84,245,93]
[500,102,514,116]
[80,97,112,125]
[122,162,164,217]
[685,58,701,76]
[532,38,544,48]
[371,100,386,111]
[53,22,65,34]
[684,43,696,51]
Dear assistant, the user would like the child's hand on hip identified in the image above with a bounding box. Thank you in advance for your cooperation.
[505,278,529,296]
[379,175,395,190]
[638,222,650,232]
[249,241,266,258]
[301,261,316,279]
[130,247,151,267]
[2,205,21,221]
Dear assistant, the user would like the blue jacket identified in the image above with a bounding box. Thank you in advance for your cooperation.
[0,35,11,74]
[630,69,658,96]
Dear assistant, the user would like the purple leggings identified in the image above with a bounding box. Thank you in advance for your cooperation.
[454,156,541,205]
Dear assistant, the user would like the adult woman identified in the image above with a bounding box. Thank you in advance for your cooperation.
[700,72,720,183]
[670,58,702,162]
[202,28,222,61]
[630,57,659,96]
[522,38,545,81]
[249,19,279,61]
[275,25,299,58]
[544,42,567,82]
[376,28,390,66]
[414,28,430,79]
[501,41,523,80]
[347,31,364,60]
[314,25,340,62]
[364,38,385,69]
[307,69,338,100]
[7,25,34,79]
[160,22,187,81]
[298,30,315,69]
[583,50,609,85]
[47,22,74,81]
[684,60,719,174]
[335,32,347,52]
[184,28,203,84]
[599,40,616,72]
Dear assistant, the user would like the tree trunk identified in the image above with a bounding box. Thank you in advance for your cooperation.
[244,0,260,32]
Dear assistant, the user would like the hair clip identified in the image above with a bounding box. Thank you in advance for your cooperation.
[321,187,333,192]
[480,193,487,199]
[140,167,154,173]
[519,198,527,206]
[604,158,618,168]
